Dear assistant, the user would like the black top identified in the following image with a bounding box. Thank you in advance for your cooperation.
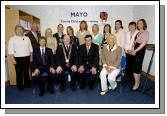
[53,33,64,46]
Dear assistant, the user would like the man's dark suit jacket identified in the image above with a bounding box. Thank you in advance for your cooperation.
[32,47,54,71]
[55,44,78,68]
[79,43,99,69]
[26,31,41,50]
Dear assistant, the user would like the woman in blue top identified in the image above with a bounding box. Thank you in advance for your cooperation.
[92,24,103,65]
[92,24,103,46]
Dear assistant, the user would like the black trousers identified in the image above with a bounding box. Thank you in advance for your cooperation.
[125,53,135,84]
[78,66,97,89]
[34,68,55,94]
[14,56,31,90]
[57,67,77,89]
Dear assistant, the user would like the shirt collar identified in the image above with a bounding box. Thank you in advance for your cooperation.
[106,44,117,52]
[40,46,45,51]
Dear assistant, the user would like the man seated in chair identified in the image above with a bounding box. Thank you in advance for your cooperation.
[78,35,99,90]
[32,37,56,96]
[99,34,122,95]
[55,35,78,91]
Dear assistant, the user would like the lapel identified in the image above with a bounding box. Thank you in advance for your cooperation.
[87,43,93,56]
[44,48,48,63]
[38,47,48,64]
[37,48,42,63]
[84,44,88,56]
[30,31,38,43]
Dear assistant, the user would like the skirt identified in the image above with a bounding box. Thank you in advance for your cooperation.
[133,43,146,74]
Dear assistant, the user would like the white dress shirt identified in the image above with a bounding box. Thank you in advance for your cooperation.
[8,35,33,57]
[40,47,45,55]
[125,30,139,51]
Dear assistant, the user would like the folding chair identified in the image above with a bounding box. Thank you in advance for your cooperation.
[97,56,126,92]
[115,56,126,93]
[116,56,126,83]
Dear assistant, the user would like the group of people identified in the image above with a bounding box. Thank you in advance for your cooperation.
[8,19,149,96]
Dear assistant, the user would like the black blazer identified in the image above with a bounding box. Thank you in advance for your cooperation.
[53,33,64,45]
[55,44,78,68]
[32,47,54,71]
[79,43,99,68]
[70,35,80,49]
[25,31,41,50]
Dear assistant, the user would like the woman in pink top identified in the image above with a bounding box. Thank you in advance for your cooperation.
[114,20,126,50]
[130,19,149,91]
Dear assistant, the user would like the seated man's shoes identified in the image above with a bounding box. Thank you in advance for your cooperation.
[100,89,108,96]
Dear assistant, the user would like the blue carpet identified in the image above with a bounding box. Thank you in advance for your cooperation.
[5,77,155,104]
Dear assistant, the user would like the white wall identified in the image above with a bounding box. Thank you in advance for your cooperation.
[9,5,155,77]
[11,5,134,36]
[111,5,133,33]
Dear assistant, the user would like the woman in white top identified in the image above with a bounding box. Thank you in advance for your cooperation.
[8,24,33,90]
[114,20,126,51]
[76,20,90,45]
[125,22,139,87]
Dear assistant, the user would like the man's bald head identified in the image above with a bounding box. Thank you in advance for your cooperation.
[63,34,71,45]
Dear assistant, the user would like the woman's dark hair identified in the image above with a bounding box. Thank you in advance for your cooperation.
[57,24,64,28]
[137,19,147,30]
[115,20,123,29]
[66,26,74,36]
[129,21,137,27]
[80,20,88,31]
[103,24,111,34]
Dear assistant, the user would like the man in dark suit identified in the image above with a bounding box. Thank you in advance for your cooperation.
[25,23,41,50]
[32,37,56,96]
[53,24,64,45]
[78,35,99,89]
[55,35,78,91]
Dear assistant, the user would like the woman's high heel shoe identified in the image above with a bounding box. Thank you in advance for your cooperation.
[131,83,141,91]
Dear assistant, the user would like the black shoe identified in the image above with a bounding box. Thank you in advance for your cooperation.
[39,92,44,96]
[18,86,24,91]
[61,87,66,92]
[49,89,55,94]
[80,86,85,89]
[24,84,31,88]
[131,83,141,91]
[71,86,76,91]
[89,86,94,90]
[130,88,138,91]
[47,87,55,94]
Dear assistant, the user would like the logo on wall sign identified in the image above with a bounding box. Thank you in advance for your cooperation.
[71,12,88,17]
[100,12,108,22]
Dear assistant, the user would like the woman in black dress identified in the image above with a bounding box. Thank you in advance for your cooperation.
[130,19,149,91]
[66,26,79,49]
